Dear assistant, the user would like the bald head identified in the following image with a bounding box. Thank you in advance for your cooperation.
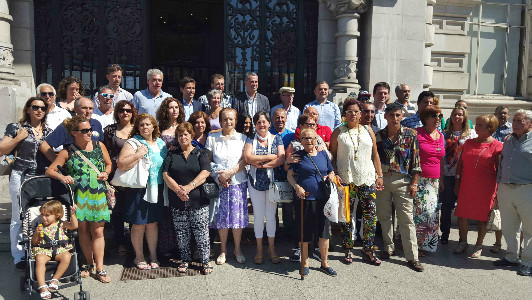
[304,106,319,122]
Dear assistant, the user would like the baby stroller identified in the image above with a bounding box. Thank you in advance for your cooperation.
[18,176,90,300]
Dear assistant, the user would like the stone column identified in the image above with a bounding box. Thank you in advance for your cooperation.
[324,0,370,103]
[0,0,18,85]
[423,0,435,90]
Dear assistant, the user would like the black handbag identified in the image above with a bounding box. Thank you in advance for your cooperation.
[201,177,220,200]
[307,153,331,196]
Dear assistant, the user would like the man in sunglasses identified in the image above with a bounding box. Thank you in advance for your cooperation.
[93,86,116,128]
[93,64,133,107]
[394,84,416,117]
[40,97,104,161]
[37,83,71,130]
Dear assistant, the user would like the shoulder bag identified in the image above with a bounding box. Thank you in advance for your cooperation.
[110,139,151,188]
[70,143,116,209]
[0,123,22,176]
[194,149,220,200]
[307,153,331,196]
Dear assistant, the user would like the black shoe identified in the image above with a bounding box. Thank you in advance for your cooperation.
[380,251,393,260]
[407,260,424,272]
[361,250,381,266]
[441,233,449,245]
[493,258,519,267]
[517,265,532,276]
[15,260,26,272]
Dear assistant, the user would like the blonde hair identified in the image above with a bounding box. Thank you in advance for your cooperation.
[39,200,64,220]
[445,107,471,138]
[476,114,499,135]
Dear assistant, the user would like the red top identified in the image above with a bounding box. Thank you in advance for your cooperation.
[417,127,445,178]
[295,124,332,142]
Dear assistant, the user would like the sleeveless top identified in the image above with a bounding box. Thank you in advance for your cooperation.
[336,125,376,186]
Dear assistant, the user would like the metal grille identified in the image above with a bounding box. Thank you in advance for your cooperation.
[34,0,149,95]
[224,0,318,107]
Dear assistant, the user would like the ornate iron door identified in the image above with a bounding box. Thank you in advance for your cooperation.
[224,0,318,108]
[34,0,149,94]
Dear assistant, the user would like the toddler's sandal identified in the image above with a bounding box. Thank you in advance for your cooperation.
[48,279,59,292]
[38,285,51,299]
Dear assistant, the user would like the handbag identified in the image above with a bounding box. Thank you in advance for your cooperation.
[202,177,220,200]
[487,208,501,231]
[269,180,294,204]
[307,153,332,197]
[323,183,339,222]
[70,144,116,209]
[0,155,15,176]
[337,183,350,223]
[110,139,150,188]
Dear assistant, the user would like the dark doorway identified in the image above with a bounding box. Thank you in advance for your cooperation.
[151,0,225,98]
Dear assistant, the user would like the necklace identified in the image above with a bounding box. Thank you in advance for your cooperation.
[347,126,361,160]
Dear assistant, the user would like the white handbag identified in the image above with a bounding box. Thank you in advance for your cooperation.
[110,139,151,188]
[487,208,501,231]
[269,180,294,204]
[323,183,339,223]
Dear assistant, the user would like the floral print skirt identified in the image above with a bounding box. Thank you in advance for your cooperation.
[413,177,440,252]
[210,182,249,229]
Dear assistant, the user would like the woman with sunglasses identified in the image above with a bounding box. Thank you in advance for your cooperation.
[453,114,502,258]
[57,76,85,116]
[0,97,51,270]
[414,106,445,255]
[46,115,113,283]
[103,100,138,256]
[155,97,185,258]
[330,99,384,266]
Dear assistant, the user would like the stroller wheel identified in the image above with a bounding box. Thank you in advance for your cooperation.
[19,275,26,291]
[74,290,90,300]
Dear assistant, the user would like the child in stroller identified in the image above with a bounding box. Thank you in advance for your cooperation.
[32,200,78,299]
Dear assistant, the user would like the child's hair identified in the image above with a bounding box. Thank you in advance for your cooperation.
[39,200,64,220]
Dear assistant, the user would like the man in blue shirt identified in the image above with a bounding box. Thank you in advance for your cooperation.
[179,77,206,121]
[131,68,173,116]
[303,81,341,130]
[493,105,513,142]
[39,97,104,162]
[401,91,436,129]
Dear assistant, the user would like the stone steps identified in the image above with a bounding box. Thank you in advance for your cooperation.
[440,95,532,120]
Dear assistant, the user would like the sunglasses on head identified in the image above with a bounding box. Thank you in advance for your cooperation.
[31,105,46,111]
[117,108,132,113]
[358,97,370,102]
[101,93,114,99]
[73,128,93,134]
[40,92,55,97]
[430,114,444,120]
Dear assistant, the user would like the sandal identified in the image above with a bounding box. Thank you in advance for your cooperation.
[39,285,51,299]
[134,260,151,270]
[95,269,111,283]
[80,265,95,278]
[234,251,246,264]
[201,263,213,275]
[178,262,189,273]
[269,247,281,264]
[48,279,59,292]
[254,248,263,265]
[361,249,381,266]
[216,253,226,265]
[344,250,354,265]
[150,261,160,269]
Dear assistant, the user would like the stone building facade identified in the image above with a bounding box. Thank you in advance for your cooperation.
[1,0,531,135]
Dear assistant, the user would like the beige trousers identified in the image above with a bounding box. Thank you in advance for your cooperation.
[376,172,418,261]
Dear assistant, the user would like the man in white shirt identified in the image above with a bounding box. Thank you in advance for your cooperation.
[37,83,71,130]
[394,84,416,117]
[93,64,133,107]
[303,81,341,130]
[372,82,391,131]
[270,87,300,132]
[198,74,232,110]
[93,86,116,128]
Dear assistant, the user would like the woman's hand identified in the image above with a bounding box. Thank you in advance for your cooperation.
[375,177,384,191]
[137,145,149,157]
[492,196,499,209]
[409,183,418,198]
[286,153,300,164]
[217,170,233,186]
[175,185,189,201]
[327,173,335,183]
[97,172,108,181]
[295,185,307,200]
[453,179,460,196]
[16,128,29,141]
[73,91,82,100]
[316,145,325,152]
[61,175,74,185]
[335,175,344,186]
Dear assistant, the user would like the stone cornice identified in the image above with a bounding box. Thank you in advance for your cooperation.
[323,0,371,16]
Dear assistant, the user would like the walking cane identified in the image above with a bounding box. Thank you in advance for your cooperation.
[300,195,304,280]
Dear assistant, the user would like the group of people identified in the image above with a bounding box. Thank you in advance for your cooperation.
[1,64,531,298]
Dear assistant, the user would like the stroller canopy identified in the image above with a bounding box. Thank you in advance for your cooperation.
[19,176,72,211]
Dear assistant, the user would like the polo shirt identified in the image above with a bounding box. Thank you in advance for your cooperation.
[45,118,104,149]
[131,89,172,117]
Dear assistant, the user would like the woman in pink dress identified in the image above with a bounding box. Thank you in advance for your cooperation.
[453,114,503,258]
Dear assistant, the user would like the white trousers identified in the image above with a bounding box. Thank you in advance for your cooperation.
[497,183,532,267]
[248,183,277,239]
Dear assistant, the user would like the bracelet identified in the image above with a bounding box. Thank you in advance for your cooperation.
[377,175,383,178]
[411,183,418,186]
[192,181,196,187]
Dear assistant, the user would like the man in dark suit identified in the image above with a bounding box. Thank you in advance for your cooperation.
[232,72,270,119]
[180,76,206,121]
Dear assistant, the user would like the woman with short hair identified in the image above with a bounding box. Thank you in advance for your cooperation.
[189,111,211,148]
[57,76,85,116]
[206,89,223,131]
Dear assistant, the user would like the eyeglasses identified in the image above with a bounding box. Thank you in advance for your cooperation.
[301,137,316,142]
[101,93,114,99]
[118,108,132,113]
[31,105,46,111]
[303,123,317,127]
[40,92,55,97]
[345,110,360,115]
[429,114,444,120]
[358,97,370,102]
[73,128,93,134]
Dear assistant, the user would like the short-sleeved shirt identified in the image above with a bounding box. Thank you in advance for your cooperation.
[163,147,212,210]
[417,127,445,178]
[131,89,172,117]
[245,135,283,190]
[45,118,104,149]
[4,122,52,175]
[373,105,388,131]
[294,124,332,143]
[270,104,300,132]
[93,87,133,108]
[497,131,532,184]
[290,150,333,200]
[46,106,71,130]
[92,107,115,128]
[493,121,513,143]
[376,125,421,176]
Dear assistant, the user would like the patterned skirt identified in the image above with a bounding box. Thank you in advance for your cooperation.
[210,182,249,229]
[74,184,110,223]
[413,177,439,252]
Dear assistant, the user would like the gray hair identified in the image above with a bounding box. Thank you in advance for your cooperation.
[147,68,164,80]
[74,97,93,109]
[395,84,407,94]
[244,72,258,81]
[495,105,509,115]
[36,83,56,96]
[515,109,532,122]
[206,89,222,102]
[98,85,113,94]
[273,108,287,117]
